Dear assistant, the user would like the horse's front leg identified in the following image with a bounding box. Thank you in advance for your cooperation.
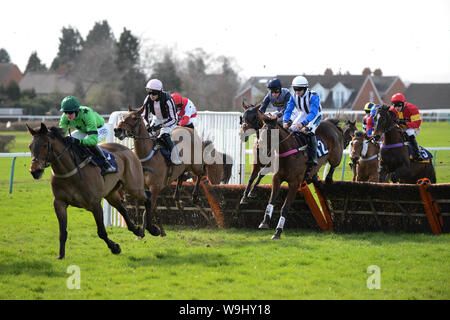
[272,181,299,240]
[53,199,68,259]
[91,203,121,255]
[142,190,161,236]
[174,174,184,209]
[240,163,261,204]
[192,174,202,204]
[378,163,389,182]
[325,165,336,184]
[149,185,166,237]
[258,174,281,229]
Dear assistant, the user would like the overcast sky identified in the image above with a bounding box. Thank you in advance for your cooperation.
[1,0,449,84]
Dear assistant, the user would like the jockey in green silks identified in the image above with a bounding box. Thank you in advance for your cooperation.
[59,95,115,175]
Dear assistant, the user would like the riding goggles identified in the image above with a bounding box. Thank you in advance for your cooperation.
[146,89,161,96]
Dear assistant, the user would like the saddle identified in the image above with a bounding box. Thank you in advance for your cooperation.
[292,131,329,159]
[65,138,118,172]
[400,133,432,163]
[153,138,173,166]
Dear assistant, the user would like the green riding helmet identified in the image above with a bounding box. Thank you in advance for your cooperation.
[60,96,80,112]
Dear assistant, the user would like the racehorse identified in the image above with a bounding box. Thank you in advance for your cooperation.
[114,106,230,235]
[342,119,357,148]
[342,119,358,180]
[256,115,344,239]
[349,130,380,182]
[239,103,273,204]
[373,105,436,183]
[27,123,160,259]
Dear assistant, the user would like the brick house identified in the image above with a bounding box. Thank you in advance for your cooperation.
[0,63,23,87]
[19,71,76,95]
[234,73,406,111]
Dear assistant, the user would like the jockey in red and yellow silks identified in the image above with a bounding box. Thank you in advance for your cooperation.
[389,93,423,161]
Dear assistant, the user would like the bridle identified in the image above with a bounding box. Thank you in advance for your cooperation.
[31,136,70,169]
[118,115,154,140]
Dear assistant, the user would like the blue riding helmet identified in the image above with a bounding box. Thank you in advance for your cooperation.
[370,104,381,117]
[267,78,282,89]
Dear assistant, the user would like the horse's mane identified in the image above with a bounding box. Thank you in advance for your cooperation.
[48,126,66,142]
[354,130,364,138]
[324,118,343,134]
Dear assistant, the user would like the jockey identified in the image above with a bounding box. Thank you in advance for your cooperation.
[59,95,116,175]
[362,102,375,132]
[260,78,293,122]
[171,93,198,129]
[389,93,423,161]
[283,75,322,166]
[141,79,182,165]
[364,103,380,137]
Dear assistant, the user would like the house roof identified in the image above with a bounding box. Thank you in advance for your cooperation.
[403,83,450,109]
[276,74,367,90]
[0,63,21,86]
[19,72,75,94]
[371,75,398,94]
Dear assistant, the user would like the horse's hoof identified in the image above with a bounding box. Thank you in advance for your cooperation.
[111,244,121,255]
[271,228,282,239]
[192,197,200,205]
[135,227,145,238]
[57,255,65,260]
[175,201,184,210]
[160,230,166,237]
[240,197,248,205]
[248,192,257,198]
[148,225,161,237]
[258,222,269,229]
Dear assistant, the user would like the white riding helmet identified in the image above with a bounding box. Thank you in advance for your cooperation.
[145,79,163,92]
[291,76,309,88]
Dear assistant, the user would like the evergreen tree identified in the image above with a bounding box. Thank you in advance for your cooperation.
[0,48,11,63]
[25,51,47,73]
[85,20,115,47]
[50,26,84,71]
[151,52,181,92]
[116,28,140,70]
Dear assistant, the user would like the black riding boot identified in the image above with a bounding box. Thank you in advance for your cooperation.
[161,133,182,165]
[306,134,318,166]
[408,135,424,161]
[90,145,116,175]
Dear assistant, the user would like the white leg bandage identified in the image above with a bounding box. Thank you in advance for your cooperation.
[265,204,274,218]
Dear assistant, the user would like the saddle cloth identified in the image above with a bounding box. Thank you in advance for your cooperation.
[293,132,329,158]
[90,148,119,173]
[407,144,432,163]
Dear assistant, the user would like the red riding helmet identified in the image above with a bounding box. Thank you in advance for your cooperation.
[391,93,406,103]
[172,93,182,105]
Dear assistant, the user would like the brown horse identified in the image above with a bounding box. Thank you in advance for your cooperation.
[239,103,274,204]
[114,106,226,235]
[350,130,380,182]
[373,105,436,183]
[342,119,357,149]
[257,116,344,239]
[27,123,160,259]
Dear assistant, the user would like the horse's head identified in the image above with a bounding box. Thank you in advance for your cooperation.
[350,130,366,162]
[240,102,263,142]
[114,105,146,140]
[27,123,67,179]
[343,119,357,148]
[373,105,396,141]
